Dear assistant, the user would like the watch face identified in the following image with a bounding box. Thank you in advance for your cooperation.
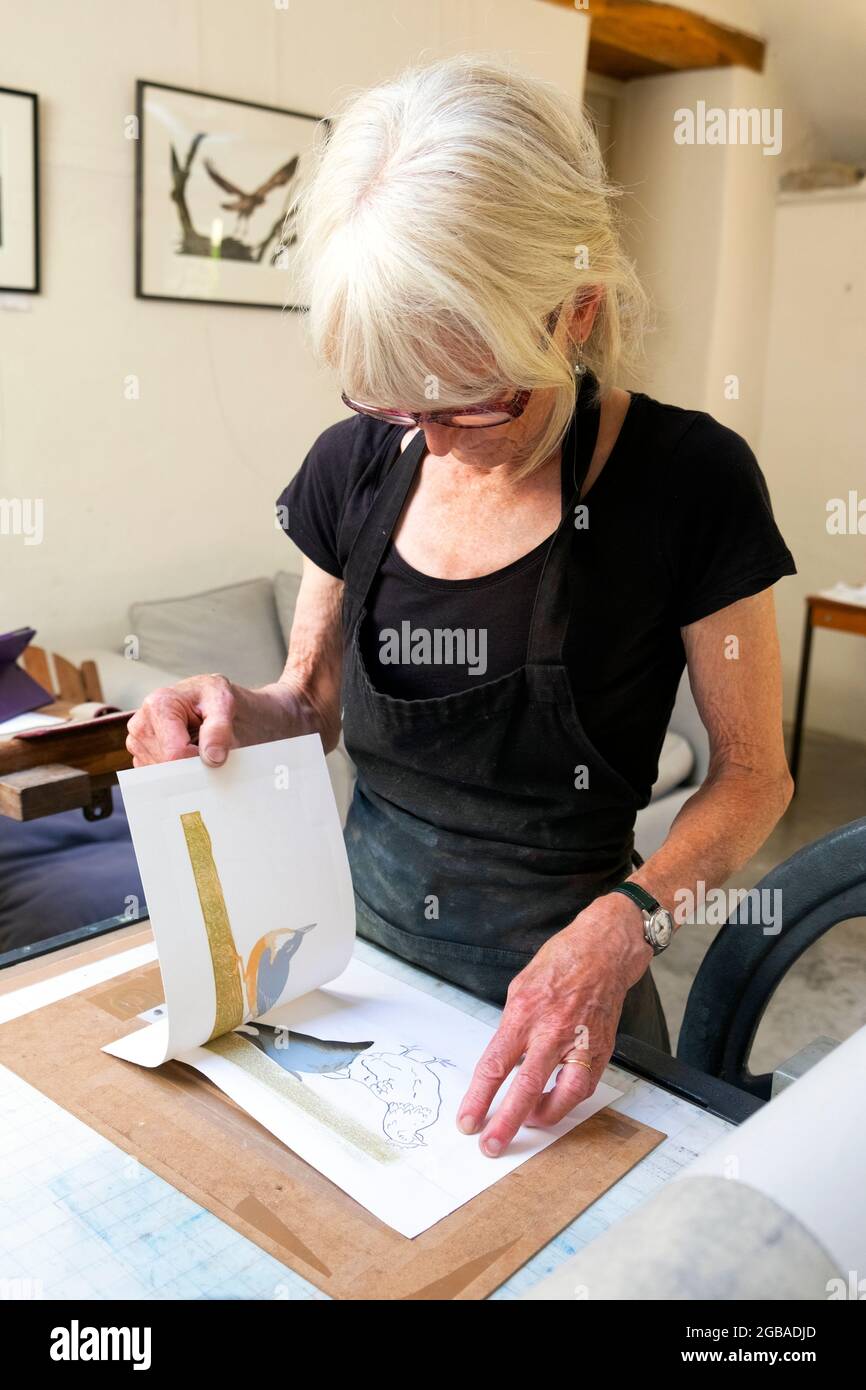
[651,909,674,948]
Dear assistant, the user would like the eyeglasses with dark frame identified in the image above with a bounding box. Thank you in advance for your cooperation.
[341,305,564,430]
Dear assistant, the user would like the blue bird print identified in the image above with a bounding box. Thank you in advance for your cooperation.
[242,923,316,1016]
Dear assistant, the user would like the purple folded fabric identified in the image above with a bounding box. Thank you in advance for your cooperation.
[0,628,53,722]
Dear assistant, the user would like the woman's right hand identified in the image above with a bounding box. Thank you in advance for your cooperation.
[127,559,345,768]
[125,675,293,768]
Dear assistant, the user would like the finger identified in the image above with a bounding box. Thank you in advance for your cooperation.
[477,1039,563,1157]
[127,710,191,767]
[126,729,163,767]
[131,737,199,766]
[198,715,235,766]
[527,1054,601,1127]
[145,689,203,763]
[125,708,147,742]
[457,1028,526,1137]
[195,681,237,767]
[125,710,152,759]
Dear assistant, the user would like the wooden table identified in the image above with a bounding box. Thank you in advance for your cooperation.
[0,708,133,822]
[0,924,749,1301]
[790,594,866,786]
[0,643,135,822]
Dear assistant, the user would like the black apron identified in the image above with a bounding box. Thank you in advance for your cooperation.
[340,377,670,1051]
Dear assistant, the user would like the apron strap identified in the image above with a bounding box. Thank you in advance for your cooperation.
[343,428,428,611]
[527,375,601,666]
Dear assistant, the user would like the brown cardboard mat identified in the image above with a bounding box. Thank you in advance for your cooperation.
[0,959,665,1299]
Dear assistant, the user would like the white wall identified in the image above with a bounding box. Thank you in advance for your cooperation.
[606,48,856,737]
[612,67,736,410]
[607,28,866,741]
[759,187,866,740]
[611,58,815,433]
[0,0,588,651]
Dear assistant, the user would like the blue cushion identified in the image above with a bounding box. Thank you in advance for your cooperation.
[0,797,144,954]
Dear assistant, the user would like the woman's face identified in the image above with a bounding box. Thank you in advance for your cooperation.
[417,297,597,474]
[419,383,557,473]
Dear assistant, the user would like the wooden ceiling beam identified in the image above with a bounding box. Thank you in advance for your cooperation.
[541,0,766,81]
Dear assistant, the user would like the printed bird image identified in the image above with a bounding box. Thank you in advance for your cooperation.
[204,154,299,234]
[242,925,317,1017]
[236,1023,374,1078]
[180,811,318,1035]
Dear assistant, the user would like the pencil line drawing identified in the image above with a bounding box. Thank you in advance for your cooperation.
[350,1045,452,1150]
[179,810,316,1037]
[205,1031,396,1165]
[237,1022,453,1150]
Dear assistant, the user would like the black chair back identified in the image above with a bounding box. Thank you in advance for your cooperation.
[677,817,866,1098]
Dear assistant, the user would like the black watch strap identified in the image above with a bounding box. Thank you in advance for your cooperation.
[610,882,659,915]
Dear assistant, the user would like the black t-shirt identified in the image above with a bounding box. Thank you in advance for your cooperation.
[278,390,796,802]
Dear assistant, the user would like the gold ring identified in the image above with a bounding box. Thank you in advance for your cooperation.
[560,1058,592,1071]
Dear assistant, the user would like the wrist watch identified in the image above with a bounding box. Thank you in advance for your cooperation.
[610,882,674,955]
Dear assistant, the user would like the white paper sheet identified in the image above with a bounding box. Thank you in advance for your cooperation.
[105,736,355,1066]
[683,1023,866,1274]
[180,957,620,1238]
[105,736,621,1236]
[0,710,65,736]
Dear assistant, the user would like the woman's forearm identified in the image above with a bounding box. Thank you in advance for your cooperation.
[262,559,344,753]
[255,677,342,753]
[627,762,794,924]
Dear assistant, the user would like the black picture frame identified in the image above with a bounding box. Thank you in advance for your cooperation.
[0,86,40,295]
[135,79,324,311]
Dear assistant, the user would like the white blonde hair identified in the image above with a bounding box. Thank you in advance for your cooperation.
[289,55,648,475]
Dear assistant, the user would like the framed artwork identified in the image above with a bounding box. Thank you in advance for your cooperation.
[0,87,40,294]
[135,79,325,310]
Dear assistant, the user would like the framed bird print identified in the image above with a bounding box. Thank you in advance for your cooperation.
[135,79,324,309]
[0,87,40,294]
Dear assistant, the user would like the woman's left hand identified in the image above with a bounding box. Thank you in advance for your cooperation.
[457,893,654,1156]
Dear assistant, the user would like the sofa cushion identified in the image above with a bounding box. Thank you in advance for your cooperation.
[0,800,144,954]
[652,731,695,800]
[129,577,286,688]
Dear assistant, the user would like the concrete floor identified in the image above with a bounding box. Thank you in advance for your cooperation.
[654,726,866,1074]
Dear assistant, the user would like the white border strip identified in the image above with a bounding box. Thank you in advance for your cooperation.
[0,942,158,1023]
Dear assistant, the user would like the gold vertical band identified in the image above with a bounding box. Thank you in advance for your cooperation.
[180,811,245,1040]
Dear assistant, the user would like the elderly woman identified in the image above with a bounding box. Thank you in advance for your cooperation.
[127,58,795,1158]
